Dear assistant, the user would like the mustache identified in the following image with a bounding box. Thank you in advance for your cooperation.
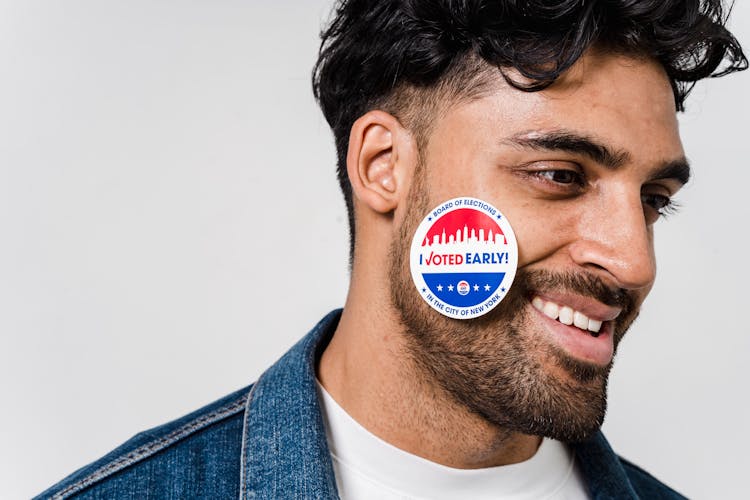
[467,267,635,331]
[518,269,633,311]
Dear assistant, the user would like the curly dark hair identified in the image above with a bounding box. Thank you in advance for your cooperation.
[312,0,747,254]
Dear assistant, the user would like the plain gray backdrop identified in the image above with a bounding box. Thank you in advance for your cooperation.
[1,1,747,498]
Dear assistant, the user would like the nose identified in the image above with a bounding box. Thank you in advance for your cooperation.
[568,189,656,291]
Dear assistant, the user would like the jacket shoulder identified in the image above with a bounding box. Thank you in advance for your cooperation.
[35,385,252,500]
[619,456,687,499]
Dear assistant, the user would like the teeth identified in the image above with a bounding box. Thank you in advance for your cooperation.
[531,296,604,334]
[588,319,602,333]
[532,296,545,311]
[542,301,559,320]
[558,306,574,325]
[573,311,589,330]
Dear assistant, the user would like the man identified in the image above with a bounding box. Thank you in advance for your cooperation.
[38,0,746,499]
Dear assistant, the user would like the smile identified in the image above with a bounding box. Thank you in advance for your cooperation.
[528,293,620,366]
[531,296,605,335]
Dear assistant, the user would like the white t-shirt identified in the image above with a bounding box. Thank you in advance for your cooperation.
[316,382,590,500]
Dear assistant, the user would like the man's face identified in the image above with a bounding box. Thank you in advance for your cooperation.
[389,52,688,441]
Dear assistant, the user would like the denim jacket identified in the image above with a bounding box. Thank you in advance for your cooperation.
[37,310,686,499]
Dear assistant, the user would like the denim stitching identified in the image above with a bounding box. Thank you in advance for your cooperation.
[238,382,260,500]
[52,396,248,500]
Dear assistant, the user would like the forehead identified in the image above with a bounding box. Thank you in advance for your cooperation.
[432,51,684,163]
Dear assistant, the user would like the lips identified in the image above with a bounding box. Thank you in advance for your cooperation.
[528,294,620,366]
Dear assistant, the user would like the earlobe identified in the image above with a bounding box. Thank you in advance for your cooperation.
[346,111,410,214]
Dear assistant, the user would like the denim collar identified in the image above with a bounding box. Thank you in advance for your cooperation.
[240,310,341,499]
[572,431,640,499]
[239,309,639,499]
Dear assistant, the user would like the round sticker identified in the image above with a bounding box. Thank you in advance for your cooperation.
[410,197,518,320]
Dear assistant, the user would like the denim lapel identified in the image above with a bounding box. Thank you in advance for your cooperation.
[572,431,639,499]
[240,310,342,500]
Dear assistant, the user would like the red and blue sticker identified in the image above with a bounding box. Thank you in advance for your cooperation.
[410,197,518,319]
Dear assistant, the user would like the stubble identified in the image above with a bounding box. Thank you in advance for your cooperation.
[388,175,636,443]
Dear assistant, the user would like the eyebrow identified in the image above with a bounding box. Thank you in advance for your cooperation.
[503,130,691,185]
[648,159,691,185]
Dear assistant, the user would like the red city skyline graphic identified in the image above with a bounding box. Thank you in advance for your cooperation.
[422,208,507,247]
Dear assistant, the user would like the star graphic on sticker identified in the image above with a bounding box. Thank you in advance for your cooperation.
[428,217,432,221]
[473,284,479,292]
[448,284,454,291]
[484,284,491,291]
[501,287,506,292]
[422,288,426,293]
[437,284,443,291]
[496,215,502,220]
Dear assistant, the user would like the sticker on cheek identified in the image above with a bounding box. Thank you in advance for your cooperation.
[410,197,518,320]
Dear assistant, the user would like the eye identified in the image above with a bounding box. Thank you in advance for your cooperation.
[641,192,680,222]
[641,193,670,211]
[516,162,587,197]
[535,169,583,186]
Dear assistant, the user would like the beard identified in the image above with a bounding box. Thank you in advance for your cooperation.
[389,181,638,443]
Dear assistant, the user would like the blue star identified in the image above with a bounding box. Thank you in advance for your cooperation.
[501,287,506,292]
[428,217,432,221]
[496,215,502,220]
[422,288,426,293]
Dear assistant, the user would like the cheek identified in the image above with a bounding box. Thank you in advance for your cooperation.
[505,204,576,266]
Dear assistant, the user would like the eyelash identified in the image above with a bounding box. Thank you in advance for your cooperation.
[531,169,681,218]
[642,194,681,217]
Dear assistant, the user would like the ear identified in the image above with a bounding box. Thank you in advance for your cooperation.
[346,110,414,214]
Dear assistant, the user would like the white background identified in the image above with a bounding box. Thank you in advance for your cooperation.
[0,1,747,498]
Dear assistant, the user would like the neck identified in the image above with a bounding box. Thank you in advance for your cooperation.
[318,270,541,469]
